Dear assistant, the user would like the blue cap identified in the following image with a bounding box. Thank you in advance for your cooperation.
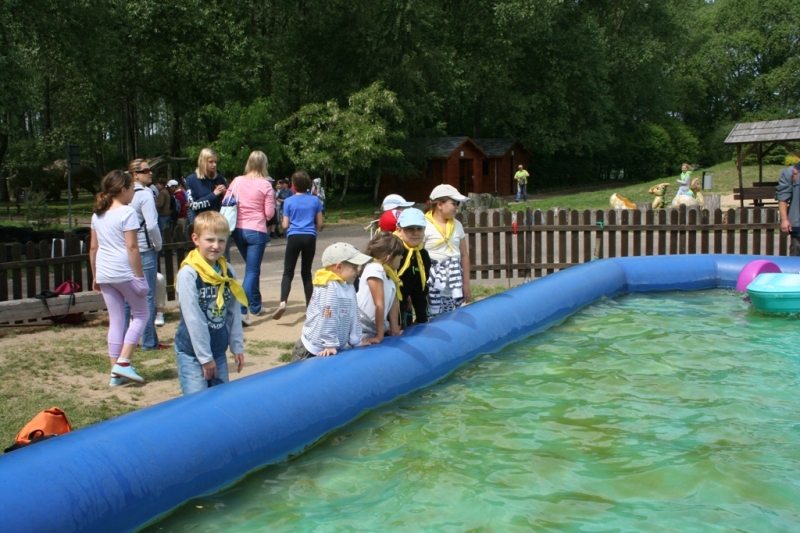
[397,208,426,228]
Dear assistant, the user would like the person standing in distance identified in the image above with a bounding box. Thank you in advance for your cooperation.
[777,162,800,255]
[514,164,529,203]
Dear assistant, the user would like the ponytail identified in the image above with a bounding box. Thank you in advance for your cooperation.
[93,170,133,215]
[93,192,114,215]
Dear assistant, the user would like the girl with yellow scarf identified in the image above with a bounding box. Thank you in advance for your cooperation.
[423,184,471,317]
[356,232,406,344]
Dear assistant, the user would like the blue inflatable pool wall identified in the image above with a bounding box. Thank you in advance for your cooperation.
[3,254,799,532]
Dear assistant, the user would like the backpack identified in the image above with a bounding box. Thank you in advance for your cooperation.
[170,194,181,222]
[4,407,72,453]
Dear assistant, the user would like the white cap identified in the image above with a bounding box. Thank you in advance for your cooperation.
[429,184,468,202]
[267,175,275,182]
[382,194,415,211]
[321,243,372,267]
[166,180,179,187]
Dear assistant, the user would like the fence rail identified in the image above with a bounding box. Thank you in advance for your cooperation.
[460,205,788,281]
[1,227,194,323]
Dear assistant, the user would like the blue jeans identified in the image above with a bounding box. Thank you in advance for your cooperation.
[176,349,229,395]
[516,183,528,202]
[158,215,172,234]
[233,229,269,314]
[125,249,159,349]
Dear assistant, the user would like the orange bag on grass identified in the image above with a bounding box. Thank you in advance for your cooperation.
[4,407,72,453]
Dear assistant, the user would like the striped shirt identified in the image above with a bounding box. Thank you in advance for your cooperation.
[301,281,362,354]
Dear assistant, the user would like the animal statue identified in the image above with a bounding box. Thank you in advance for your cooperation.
[610,192,636,209]
[671,177,704,208]
[648,182,670,209]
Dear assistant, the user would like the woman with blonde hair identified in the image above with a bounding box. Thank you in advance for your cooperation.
[185,148,227,226]
[231,150,276,324]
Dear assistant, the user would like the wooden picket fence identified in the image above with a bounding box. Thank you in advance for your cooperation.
[459,205,788,281]
[0,227,194,308]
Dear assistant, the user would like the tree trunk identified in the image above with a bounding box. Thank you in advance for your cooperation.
[170,110,182,157]
[0,115,8,202]
[44,77,52,133]
[337,171,350,208]
[372,173,381,206]
[127,100,138,158]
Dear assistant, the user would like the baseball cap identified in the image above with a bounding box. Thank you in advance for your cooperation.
[321,243,372,267]
[396,208,426,228]
[429,184,468,202]
[166,180,179,187]
[267,175,276,182]
[382,194,415,211]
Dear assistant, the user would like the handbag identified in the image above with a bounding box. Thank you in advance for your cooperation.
[220,180,239,232]
[34,280,82,324]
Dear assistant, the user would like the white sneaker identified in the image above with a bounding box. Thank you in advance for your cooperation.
[242,311,252,326]
[154,312,165,327]
[272,302,286,320]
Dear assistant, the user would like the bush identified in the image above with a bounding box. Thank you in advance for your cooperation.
[785,155,800,166]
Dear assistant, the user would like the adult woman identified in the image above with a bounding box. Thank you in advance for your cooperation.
[232,151,276,324]
[89,170,149,386]
[272,170,323,319]
[185,148,227,226]
[126,158,165,350]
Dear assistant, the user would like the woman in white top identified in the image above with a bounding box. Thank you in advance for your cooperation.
[356,232,405,344]
[90,170,150,386]
[423,184,471,317]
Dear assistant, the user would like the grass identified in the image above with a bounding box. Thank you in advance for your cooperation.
[0,319,178,445]
[513,161,784,212]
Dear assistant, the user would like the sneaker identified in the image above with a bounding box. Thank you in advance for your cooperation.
[242,311,252,326]
[272,302,286,320]
[154,312,165,327]
[111,364,145,383]
[109,376,129,387]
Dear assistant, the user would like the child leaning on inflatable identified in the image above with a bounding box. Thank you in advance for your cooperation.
[424,184,471,317]
[292,243,373,361]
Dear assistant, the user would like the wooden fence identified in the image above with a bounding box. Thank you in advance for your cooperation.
[460,205,788,281]
[0,227,195,307]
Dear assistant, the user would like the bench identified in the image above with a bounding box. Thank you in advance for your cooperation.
[733,186,777,206]
[0,292,107,324]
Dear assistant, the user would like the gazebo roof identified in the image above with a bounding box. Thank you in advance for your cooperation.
[724,118,800,144]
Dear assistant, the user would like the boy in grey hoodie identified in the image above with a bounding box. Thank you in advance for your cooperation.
[174,211,246,394]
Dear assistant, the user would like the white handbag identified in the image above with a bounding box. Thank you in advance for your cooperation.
[220,180,239,231]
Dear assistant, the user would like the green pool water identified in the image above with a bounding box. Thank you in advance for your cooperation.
[144,290,800,532]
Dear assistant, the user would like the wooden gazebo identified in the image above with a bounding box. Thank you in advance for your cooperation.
[724,118,800,206]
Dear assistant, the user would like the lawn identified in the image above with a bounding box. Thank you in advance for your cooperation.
[516,160,785,212]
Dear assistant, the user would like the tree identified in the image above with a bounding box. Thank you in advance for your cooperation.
[279,82,404,206]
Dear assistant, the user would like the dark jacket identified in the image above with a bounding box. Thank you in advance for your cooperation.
[398,247,432,327]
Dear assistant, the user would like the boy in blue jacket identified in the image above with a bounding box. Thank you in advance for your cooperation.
[175,211,246,394]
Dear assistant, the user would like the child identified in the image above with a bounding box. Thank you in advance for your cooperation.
[676,163,694,198]
[89,170,150,386]
[292,242,372,361]
[174,211,246,395]
[378,194,415,233]
[394,208,432,327]
[424,184,471,317]
[357,232,405,344]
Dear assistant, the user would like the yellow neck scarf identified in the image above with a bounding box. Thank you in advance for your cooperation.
[313,268,345,287]
[425,211,455,253]
[382,262,403,302]
[395,235,427,288]
[180,249,247,309]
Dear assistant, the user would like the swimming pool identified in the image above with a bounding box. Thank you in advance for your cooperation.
[144,290,800,532]
[3,255,800,533]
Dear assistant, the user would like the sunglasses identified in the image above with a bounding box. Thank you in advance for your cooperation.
[136,168,153,174]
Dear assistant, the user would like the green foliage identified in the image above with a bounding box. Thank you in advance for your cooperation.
[785,155,800,166]
[187,98,285,179]
[24,190,57,229]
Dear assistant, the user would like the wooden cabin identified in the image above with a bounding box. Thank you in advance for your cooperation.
[379,137,530,202]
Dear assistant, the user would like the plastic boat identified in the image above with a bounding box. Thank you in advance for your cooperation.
[746,273,800,313]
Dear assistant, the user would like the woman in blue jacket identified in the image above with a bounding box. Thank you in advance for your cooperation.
[185,148,227,226]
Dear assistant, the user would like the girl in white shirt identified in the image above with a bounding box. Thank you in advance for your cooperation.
[89,170,150,387]
[424,184,471,317]
[356,232,405,344]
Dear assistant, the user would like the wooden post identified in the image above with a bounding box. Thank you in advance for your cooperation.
[737,145,744,208]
